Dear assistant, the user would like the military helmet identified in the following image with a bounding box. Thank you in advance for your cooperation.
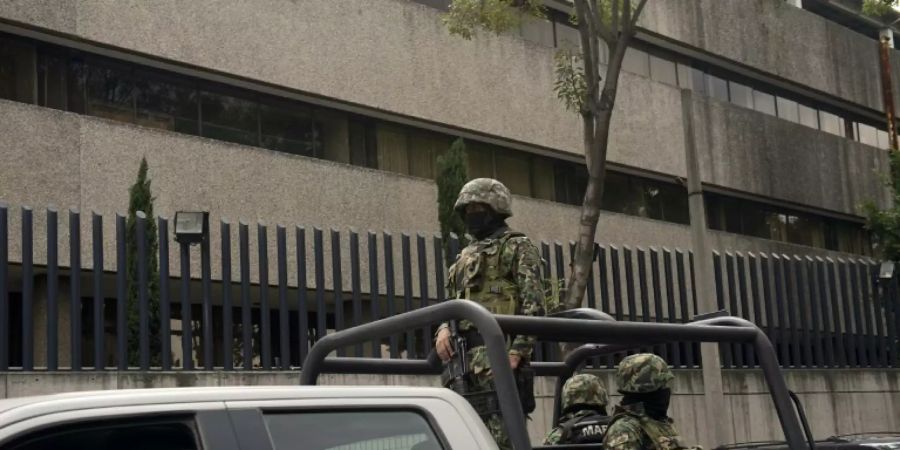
[561,373,609,412]
[615,353,674,394]
[454,178,513,218]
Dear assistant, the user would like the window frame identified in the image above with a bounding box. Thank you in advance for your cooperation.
[243,405,453,450]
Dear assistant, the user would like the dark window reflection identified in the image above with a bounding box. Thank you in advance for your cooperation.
[135,71,198,134]
[259,100,317,157]
[200,90,258,147]
[84,61,135,122]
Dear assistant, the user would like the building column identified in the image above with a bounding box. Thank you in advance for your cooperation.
[681,90,732,449]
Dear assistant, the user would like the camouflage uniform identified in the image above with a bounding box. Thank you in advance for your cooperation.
[439,178,546,450]
[543,373,611,445]
[604,354,700,450]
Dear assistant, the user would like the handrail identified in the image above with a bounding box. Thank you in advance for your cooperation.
[299,300,809,450]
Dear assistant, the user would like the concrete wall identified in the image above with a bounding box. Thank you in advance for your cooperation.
[0,369,896,446]
[641,0,884,112]
[689,92,892,216]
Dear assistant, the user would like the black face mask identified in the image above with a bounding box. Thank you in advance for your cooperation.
[621,388,671,420]
[465,211,501,239]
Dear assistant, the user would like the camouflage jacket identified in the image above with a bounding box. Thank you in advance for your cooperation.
[543,409,611,445]
[603,403,699,450]
[441,227,545,367]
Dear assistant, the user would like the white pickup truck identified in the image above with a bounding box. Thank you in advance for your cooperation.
[0,386,494,450]
[0,301,821,450]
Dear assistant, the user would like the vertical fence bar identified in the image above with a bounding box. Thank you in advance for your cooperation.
[384,232,399,358]
[785,255,800,368]
[0,205,7,370]
[794,256,813,368]
[137,212,149,371]
[553,242,565,290]
[827,259,847,367]
[623,247,637,324]
[714,252,732,368]
[350,231,363,357]
[200,221,213,370]
[258,224,271,370]
[177,238,193,371]
[772,255,789,366]
[888,273,899,368]
[586,244,597,310]
[239,223,251,370]
[92,214,104,370]
[871,263,888,367]
[220,221,231,371]
[806,257,823,368]
[838,260,858,367]
[649,248,666,359]
[47,209,59,370]
[760,255,776,363]
[538,241,551,362]
[278,226,290,367]
[849,259,867,367]
[369,232,380,357]
[736,253,754,366]
[297,227,309,365]
[314,228,326,351]
[417,235,430,359]
[675,250,694,368]
[330,229,344,358]
[815,258,835,368]
[726,252,743,368]
[70,209,82,371]
[610,246,623,323]
[159,218,171,370]
[449,234,461,261]
[858,262,877,367]
[662,249,681,367]
[401,234,414,359]
[116,215,127,370]
[434,236,446,302]
[598,245,610,314]
[636,248,651,354]
[21,208,33,371]
[179,241,193,370]
[749,254,764,367]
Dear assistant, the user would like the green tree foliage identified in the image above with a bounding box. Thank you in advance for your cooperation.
[862,0,898,19]
[436,138,469,264]
[443,0,545,40]
[126,157,162,367]
[863,150,900,261]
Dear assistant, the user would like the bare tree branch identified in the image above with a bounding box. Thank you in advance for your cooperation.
[628,0,649,32]
[623,0,633,33]
[611,0,620,40]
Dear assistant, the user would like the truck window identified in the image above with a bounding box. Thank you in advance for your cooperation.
[262,410,444,450]
[3,417,199,450]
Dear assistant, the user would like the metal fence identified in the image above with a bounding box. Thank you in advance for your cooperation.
[0,204,896,371]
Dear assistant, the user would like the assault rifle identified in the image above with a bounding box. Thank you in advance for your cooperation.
[440,320,469,395]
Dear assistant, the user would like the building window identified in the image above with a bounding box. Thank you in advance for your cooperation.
[727,81,753,109]
[818,110,845,137]
[752,90,776,116]
[622,48,650,77]
[649,55,677,86]
[0,38,36,104]
[706,73,729,102]
[798,103,819,129]
[263,410,445,450]
[776,97,800,123]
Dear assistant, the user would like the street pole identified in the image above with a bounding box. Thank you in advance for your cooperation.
[681,90,731,448]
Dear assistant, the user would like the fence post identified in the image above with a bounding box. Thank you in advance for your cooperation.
[201,220,213,370]
[92,213,103,370]
[159,217,171,370]
[137,212,149,371]
[220,219,232,371]
[116,215,127,370]
[69,209,82,370]
[47,208,59,371]
[22,207,33,371]
[0,205,7,371]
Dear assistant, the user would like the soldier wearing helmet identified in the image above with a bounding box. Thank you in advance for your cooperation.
[604,353,701,450]
[434,178,546,450]
[543,373,612,445]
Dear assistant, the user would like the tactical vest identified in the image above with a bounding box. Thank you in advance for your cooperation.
[559,412,611,444]
[608,410,689,450]
[449,230,526,316]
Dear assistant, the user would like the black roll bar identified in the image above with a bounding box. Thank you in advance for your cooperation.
[300,300,808,450]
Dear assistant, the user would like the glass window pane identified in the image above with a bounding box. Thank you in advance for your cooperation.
[877,129,890,149]
[531,156,555,201]
[601,172,630,214]
[201,90,258,147]
[649,181,689,224]
[676,63,692,90]
[376,123,410,175]
[264,411,444,450]
[752,90,776,116]
[258,100,315,156]
[134,71,198,134]
[467,142,494,180]
[818,110,843,136]
[786,214,825,248]
[798,104,819,129]
[495,149,532,196]
[0,37,36,103]
[691,68,707,95]
[85,61,135,123]
[316,108,351,163]
[776,97,799,123]
[37,53,68,110]
[742,203,771,239]
[622,48,650,77]
[649,55,677,86]
[8,419,199,450]
[857,122,879,147]
[555,22,581,50]
[554,162,587,205]
[706,74,728,101]
[705,194,741,233]
[728,81,753,109]
[349,117,377,168]
[409,130,450,179]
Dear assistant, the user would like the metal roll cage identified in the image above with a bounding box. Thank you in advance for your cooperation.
[300,300,809,450]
